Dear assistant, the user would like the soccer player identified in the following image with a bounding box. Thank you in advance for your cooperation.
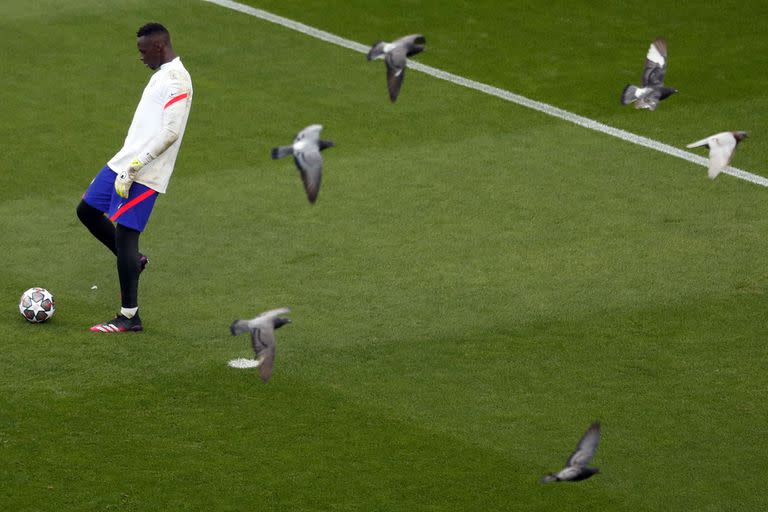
[76,22,193,332]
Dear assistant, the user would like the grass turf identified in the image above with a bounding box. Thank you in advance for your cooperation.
[1,0,767,510]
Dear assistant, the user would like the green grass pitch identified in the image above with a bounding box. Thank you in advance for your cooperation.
[2,0,768,510]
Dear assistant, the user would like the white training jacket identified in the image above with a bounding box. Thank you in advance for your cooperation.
[108,57,193,193]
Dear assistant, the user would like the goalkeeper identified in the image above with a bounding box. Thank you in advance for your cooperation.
[76,22,193,333]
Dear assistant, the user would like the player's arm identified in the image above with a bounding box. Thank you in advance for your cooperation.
[136,81,192,164]
[115,78,191,198]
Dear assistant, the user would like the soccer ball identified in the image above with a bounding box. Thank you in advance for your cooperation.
[19,287,56,323]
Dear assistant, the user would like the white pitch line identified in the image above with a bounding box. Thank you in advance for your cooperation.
[202,0,767,188]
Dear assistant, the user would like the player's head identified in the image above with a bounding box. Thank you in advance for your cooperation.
[136,22,173,70]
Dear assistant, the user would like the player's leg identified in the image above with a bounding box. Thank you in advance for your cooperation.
[76,200,117,255]
[116,224,140,311]
[89,181,157,333]
[115,224,142,325]
[78,166,118,255]
[78,166,149,270]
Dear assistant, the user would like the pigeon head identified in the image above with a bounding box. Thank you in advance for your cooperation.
[658,87,678,100]
[273,317,291,329]
[733,131,748,142]
[574,467,601,481]
[319,139,335,151]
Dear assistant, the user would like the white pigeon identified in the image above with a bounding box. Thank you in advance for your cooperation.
[272,125,334,204]
[686,131,748,179]
[540,421,601,483]
[229,308,291,382]
[621,38,677,110]
[367,34,426,102]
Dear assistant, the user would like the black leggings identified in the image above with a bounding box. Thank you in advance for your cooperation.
[76,200,141,309]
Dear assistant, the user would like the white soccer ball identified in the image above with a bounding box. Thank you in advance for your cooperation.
[19,287,56,323]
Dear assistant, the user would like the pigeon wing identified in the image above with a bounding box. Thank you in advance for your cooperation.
[251,328,275,358]
[258,345,276,382]
[250,327,277,382]
[707,136,737,179]
[258,307,291,319]
[293,149,323,203]
[566,422,601,468]
[641,38,667,87]
[238,308,292,331]
[393,34,426,45]
[686,136,713,149]
[293,124,323,146]
[385,48,408,102]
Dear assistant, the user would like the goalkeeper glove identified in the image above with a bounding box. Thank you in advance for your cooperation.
[115,159,144,198]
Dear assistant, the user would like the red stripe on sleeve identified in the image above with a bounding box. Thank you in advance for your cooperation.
[110,189,157,222]
[164,92,189,110]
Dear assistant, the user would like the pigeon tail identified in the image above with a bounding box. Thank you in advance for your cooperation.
[620,84,638,105]
[230,319,248,336]
[272,146,293,159]
[367,41,386,60]
[319,140,335,151]
[540,474,559,484]
[658,87,678,101]
[635,97,658,110]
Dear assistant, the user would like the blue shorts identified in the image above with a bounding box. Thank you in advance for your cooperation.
[82,165,158,232]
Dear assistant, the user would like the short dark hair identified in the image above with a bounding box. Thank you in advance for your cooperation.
[136,22,169,38]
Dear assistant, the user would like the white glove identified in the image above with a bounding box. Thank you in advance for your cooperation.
[115,159,144,198]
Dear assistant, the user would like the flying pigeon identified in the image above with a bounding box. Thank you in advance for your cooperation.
[540,421,601,483]
[229,308,291,382]
[367,34,426,102]
[621,38,677,110]
[687,131,748,179]
[271,125,334,204]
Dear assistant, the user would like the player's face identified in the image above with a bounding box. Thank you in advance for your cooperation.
[137,35,164,70]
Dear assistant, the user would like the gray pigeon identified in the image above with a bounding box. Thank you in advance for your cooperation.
[621,38,677,110]
[230,308,291,382]
[367,34,426,102]
[271,125,334,204]
[540,421,601,483]
[686,131,748,179]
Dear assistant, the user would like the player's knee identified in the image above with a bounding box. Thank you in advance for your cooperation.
[76,200,97,224]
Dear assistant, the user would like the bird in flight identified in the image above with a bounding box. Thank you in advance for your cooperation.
[272,125,334,204]
[621,38,677,110]
[687,131,748,179]
[540,421,602,483]
[367,34,427,102]
[229,308,291,382]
